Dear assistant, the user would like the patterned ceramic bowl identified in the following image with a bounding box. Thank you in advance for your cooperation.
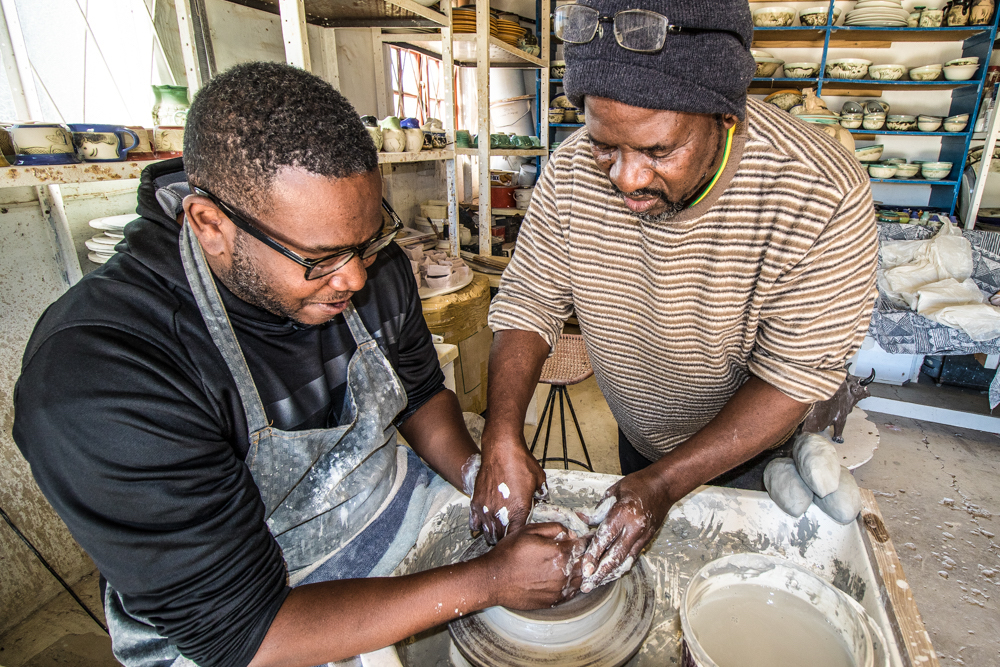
[783,62,821,78]
[825,58,872,80]
[752,6,796,26]
[868,64,907,81]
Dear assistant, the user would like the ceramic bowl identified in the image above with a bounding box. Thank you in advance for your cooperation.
[943,64,979,80]
[868,163,898,178]
[548,108,565,124]
[825,58,872,80]
[750,48,774,59]
[764,90,803,110]
[855,144,885,162]
[862,114,886,130]
[752,6,796,27]
[754,57,784,78]
[894,163,921,178]
[865,100,890,115]
[868,64,907,81]
[908,64,943,81]
[886,114,917,131]
[799,6,841,25]
[921,161,953,179]
[782,62,821,78]
[884,158,907,165]
[944,114,969,132]
[945,57,979,67]
[550,61,566,79]
[917,116,943,132]
[840,115,863,129]
[841,101,865,115]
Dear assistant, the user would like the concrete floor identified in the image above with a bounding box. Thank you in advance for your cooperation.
[1,375,997,666]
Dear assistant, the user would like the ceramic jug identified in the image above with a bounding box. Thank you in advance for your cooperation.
[152,85,190,126]
[971,0,995,23]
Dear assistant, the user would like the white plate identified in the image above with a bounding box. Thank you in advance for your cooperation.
[847,9,909,17]
[87,251,114,264]
[853,0,904,7]
[845,19,907,25]
[88,234,119,246]
[103,231,125,240]
[417,272,474,300]
[85,238,118,252]
[88,213,137,231]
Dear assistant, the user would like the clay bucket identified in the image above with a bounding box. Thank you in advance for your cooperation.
[680,554,877,667]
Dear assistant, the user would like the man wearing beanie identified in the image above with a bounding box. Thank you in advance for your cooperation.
[473,0,878,591]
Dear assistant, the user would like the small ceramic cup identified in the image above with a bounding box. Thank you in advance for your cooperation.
[403,127,424,152]
[68,124,140,162]
[125,126,155,159]
[153,126,185,158]
[382,127,405,152]
[455,130,472,148]
[920,8,944,26]
[9,122,76,163]
[862,114,886,130]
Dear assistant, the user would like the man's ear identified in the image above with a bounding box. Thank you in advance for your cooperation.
[183,194,233,258]
[722,114,739,131]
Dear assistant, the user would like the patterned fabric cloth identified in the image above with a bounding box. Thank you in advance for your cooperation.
[489,99,879,461]
[870,222,1000,407]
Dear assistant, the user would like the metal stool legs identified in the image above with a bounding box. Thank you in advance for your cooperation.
[528,385,593,471]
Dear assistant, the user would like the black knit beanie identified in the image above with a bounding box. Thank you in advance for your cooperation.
[563,0,756,120]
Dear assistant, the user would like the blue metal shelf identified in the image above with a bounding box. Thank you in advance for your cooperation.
[550,123,583,127]
[821,78,978,87]
[752,77,820,84]
[848,129,968,136]
[869,178,959,185]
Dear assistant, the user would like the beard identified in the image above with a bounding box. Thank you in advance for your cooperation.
[221,229,301,322]
[612,185,687,222]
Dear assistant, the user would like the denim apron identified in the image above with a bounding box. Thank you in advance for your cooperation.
[103,221,439,666]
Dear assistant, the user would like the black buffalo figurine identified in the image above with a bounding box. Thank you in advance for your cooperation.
[801,368,876,443]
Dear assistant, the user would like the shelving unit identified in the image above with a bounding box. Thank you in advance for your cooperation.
[750,3,999,215]
[382,3,549,256]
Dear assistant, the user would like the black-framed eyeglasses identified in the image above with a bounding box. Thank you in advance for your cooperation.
[554,5,747,53]
[192,185,403,281]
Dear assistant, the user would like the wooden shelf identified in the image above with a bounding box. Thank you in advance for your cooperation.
[492,207,528,215]
[0,160,164,187]
[456,148,547,156]
[378,149,454,163]
[381,33,546,67]
[752,25,992,48]
[225,0,447,27]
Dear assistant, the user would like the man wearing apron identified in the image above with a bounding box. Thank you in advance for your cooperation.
[14,62,585,667]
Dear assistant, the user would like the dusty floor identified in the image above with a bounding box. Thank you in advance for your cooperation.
[1,375,997,666]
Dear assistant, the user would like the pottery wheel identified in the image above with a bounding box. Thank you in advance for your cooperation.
[449,537,655,666]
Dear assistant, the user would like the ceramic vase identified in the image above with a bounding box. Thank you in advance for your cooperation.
[382,127,405,152]
[404,128,424,152]
[151,85,190,126]
[366,126,383,151]
[946,0,970,25]
[971,0,995,23]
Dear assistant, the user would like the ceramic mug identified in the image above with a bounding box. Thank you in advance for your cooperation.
[366,126,383,152]
[403,128,424,152]
[455,130,471,148]
[126,126,155,159]
[68,124,140,162]
[153,125,185,158]
[10,122,75,156]
[513,135,532,148]
[382,127,405,152]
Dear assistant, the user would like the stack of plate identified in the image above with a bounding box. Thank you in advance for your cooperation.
[844,0,909,26]
[495,18,526,46]
[453,8,499,36]
[86,213,134,264]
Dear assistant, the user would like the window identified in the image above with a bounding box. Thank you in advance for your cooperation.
[388,45,453,124]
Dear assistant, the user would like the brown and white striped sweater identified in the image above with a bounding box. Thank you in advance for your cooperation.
[489,98,878,461]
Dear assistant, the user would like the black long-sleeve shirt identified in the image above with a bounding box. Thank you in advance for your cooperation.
[12,159,444,667]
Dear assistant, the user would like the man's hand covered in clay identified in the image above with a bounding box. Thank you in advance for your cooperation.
[579,467,671,593]
[469,425,548,544]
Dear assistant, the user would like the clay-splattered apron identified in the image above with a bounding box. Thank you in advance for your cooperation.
[104,222,440,666]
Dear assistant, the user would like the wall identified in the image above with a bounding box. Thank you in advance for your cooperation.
[0,182,139,636]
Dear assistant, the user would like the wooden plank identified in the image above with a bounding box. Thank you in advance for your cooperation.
[475,0,491,256]
[174,0,204,94]
[372,27,388,118]
[0,161,163,188]
[383,0,448,25]
[279,0,311,70]
[821,87,885,97]
[377,150,455,163]
[858,488,940,667]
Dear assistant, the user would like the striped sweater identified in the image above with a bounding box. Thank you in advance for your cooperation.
[489,98,878,461]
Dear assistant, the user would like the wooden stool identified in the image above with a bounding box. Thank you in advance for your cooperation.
[529,334,594,471]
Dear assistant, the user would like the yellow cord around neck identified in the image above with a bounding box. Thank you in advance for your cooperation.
[688,124,735,209]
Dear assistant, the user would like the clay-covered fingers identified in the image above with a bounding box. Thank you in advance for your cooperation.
[486,522,587,610]
[579,498,650,593]
[469,440,545,545]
